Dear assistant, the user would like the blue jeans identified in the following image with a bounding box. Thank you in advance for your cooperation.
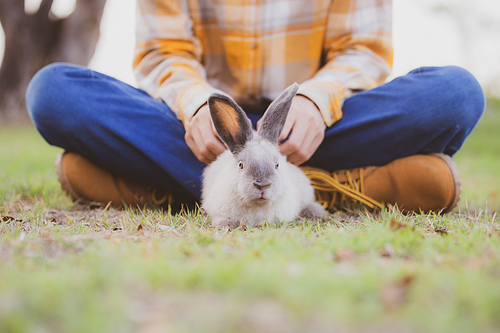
[26,63,485,201]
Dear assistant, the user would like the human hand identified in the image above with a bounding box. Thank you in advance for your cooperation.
[259,95,325,165]
[184,104,226,164]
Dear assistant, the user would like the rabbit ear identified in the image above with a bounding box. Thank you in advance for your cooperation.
[258,83,299,144]
[208,93,253,154]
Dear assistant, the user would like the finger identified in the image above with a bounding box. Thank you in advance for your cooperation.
[279,118,308,157]
[286,141,310,165]
[186,130,213,164]
[193,128,219,162]
[199,116,226,158]
[292,123,326,165]
[202,108,227,157]
[188,107,227,163]
[282,121,323,165]
[279,113,295,142]
[297,130,324,164]
[286,142,310,165]
[185,131,209,164]
[287,153,307,166]
[202,127,226,157]
[207,119,227,155]
[188,122,219,163]
[184,131,195,154]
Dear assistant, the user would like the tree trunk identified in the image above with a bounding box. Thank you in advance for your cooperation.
[0,0,107,123]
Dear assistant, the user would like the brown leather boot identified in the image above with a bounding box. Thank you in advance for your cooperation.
[55,152,179,210]
[302,153,461,214]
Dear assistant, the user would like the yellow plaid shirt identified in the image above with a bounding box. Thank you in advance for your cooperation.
[134,0,393,127]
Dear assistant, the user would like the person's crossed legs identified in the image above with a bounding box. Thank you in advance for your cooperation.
[26,63,485,213]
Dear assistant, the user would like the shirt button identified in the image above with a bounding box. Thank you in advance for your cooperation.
[249,43,257,49]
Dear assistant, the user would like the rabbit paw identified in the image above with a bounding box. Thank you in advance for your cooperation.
[211,216,240,230]
[300,202,329,221]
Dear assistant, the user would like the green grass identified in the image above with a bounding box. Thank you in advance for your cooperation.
[0,101,499,333]
[454,98,500,211]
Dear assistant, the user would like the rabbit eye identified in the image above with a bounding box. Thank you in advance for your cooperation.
[238,161,244,170]
[275,162,279,169]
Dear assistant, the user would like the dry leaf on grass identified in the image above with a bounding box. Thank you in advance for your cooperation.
[434,227,448,235]
[389,219,412,231]
[2,216,15,222]
[488,227,500,237]
[381,243,396,258]
[135,224,147,236]
[335,248,356,261]
[380,275,415,311]
[1,216,22,223]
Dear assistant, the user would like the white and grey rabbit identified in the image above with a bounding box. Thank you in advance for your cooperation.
[201,83,328,229]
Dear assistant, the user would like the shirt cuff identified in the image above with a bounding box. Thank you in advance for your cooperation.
[297,81,348,127]
[158,80,228,128]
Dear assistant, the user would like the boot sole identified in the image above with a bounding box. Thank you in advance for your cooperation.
[55,152,93,205]
[431,153,462,213]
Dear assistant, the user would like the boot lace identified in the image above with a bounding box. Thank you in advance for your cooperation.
[151,188,173,206]
[304,168,383,210]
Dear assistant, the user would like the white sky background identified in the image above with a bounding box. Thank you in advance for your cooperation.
[1,0,500,95]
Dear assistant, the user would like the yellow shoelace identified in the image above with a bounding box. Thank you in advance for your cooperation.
[151,188,173,206]
[304,169,383,210]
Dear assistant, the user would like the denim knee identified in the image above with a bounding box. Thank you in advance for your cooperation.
[433,66,485,132]
[26,62,74,133]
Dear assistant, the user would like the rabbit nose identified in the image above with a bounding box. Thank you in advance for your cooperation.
[254,181,271,190]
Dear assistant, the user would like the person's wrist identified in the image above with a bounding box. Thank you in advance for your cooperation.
[192,103,208,118]
[295,95,325,129]
[295,94,320,111]
[297,95,324,119]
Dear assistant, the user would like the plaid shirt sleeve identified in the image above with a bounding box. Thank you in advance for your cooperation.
[133,0,224,127]
[297,0,393,126]
[134,0,393,127]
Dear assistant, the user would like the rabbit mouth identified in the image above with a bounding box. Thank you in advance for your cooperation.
[255,191,268,202]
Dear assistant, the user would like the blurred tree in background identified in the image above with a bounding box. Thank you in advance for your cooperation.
[0,0,107,123]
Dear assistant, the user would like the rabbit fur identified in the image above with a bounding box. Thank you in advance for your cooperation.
[201,83,328,228]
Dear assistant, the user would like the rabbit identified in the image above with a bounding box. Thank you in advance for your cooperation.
[201,83,328,229]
